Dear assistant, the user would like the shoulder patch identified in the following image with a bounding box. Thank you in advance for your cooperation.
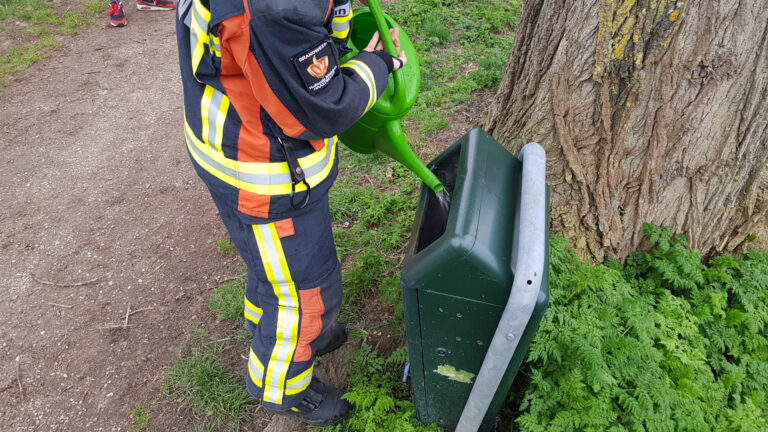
[291,38,340,94]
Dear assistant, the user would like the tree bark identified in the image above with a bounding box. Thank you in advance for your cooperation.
[485,0,768,261]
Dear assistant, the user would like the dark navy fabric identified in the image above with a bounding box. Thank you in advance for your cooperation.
[176,0,395,410]
[192,157,342,411]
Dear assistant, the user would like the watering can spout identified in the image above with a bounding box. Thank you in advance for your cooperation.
[374,121,445,195]
[338,2,448,199]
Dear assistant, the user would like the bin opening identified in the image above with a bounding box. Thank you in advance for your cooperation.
[416,145,460,254]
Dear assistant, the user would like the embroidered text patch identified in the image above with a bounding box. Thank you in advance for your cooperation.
[291,38,340,94]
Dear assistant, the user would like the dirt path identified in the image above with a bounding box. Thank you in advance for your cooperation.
[0,5,259,431]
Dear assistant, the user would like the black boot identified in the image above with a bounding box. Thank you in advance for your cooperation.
[314,321,348,357]
[271,377,351,426]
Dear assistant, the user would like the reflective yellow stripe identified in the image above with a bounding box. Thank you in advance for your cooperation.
[210,35,221,57]
[333,12,353,22]
[342,60,376,113]
[331,27,350,39]
[184,117,337,196]
[245,297,263,325]
[201,85,214,150]
[250,348,264,374]
[253,223,299,405]
[200,85,229,153]
[248,348,264,387]
[213,95,229,152]
[190,0,221,72]
[189,0,211,75]
[285,364,313,395]
[331,9,353,39]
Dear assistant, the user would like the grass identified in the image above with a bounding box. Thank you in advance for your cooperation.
[330,149,419,324]
[215,237,237,257]
[385,0,522,135]
[206,279,245,322]
[164,341,253,430]
[0,34,59,80]
[187,322,210,341]
[130,406,151,432]
[0,0,105,94]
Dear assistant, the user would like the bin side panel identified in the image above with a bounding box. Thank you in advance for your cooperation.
[418,291,505,428]
[402,283,428,419]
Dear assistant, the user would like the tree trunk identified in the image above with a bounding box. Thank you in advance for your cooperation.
[485,0,768,261]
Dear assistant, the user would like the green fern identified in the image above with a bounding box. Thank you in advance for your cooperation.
[512,227,768,431]
[320,345,439,432]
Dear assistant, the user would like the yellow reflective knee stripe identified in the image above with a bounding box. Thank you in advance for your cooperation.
[253,223,299,405]
[285,364,313,395]
[341,60,376,113]
[331,9,353,39]
[200,85,230,153]
[248,347,265,387]
[184,117,337,196]
[244,297,263,325]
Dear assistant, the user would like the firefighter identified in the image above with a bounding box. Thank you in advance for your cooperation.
[175,0,405,425]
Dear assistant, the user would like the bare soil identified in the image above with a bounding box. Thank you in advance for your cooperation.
[0,1,498,430]
[0,4,291,431]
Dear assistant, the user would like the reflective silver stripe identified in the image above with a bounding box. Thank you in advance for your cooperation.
[185,127,335,188]
[333,1,350,17]
[332,20,350,33]
[256,224,299,404]
[245,298,263,324]
[178,0,192,23]
[189,2,208,74]
[248,348,264,386]
[204,87,227,150]
[211,36,221,56]
[331,5,352,38]
[285,366,313,395]
[190,0,207,31]
[342,60,376,112]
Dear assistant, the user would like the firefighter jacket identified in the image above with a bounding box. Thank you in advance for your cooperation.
[176,0,393,218]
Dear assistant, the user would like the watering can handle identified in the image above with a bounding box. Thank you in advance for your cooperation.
[365,0,406,105]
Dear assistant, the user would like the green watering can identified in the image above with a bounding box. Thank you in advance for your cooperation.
[339,0,447,198]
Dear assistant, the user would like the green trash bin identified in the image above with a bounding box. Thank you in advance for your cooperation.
[401,129,549,431]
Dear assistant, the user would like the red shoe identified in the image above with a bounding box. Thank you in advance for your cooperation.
[107,2,126,27]
[136,0,176,10]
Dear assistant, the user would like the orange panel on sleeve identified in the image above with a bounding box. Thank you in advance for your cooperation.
[219,17,271,163]
[295,286,325,362]
[224,2,308,139]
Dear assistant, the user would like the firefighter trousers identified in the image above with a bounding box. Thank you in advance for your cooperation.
[192,161,342,411]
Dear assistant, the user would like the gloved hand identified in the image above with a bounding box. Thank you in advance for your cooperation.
[364,28,408,71]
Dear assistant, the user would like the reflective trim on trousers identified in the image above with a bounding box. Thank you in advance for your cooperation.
[248,347,265,387]
[285,364,313,396]
[244,296,263,325]
[252,223,299,405]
